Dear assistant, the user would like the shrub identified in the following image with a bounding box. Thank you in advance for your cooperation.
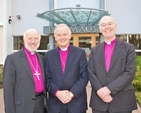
[132,65,141,91]
[136,56,141,69]
[132,56,141,92]
[132,56,141,106]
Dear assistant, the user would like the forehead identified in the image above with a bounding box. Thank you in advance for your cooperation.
[26,31,39,38]
[100,17,114,24]
[55,26,69,34]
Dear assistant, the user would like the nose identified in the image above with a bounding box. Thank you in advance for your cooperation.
[31,38,35,43]
[60,35,65,40]
[104,24,110,28]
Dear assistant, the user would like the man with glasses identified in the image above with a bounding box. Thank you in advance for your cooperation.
[88,16,137,113]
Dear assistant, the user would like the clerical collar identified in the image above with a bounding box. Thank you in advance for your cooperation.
[105,38,116,45]
[59,45,69,51]
[24,47,36,55]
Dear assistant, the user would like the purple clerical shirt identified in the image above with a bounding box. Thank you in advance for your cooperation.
[59,46,69,74]
[24,47,44,93]
[104,38,116,72]
[54,45,69,96]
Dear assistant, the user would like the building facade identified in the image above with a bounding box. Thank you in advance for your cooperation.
[1,0,141,65]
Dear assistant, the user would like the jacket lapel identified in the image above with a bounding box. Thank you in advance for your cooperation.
[52,48,63,77]
[64,45,76,76]
[108,39,122,72]
[99,42,107,72]
[52,46,76,77]
[20,49,34,82]
[37,53,45,80]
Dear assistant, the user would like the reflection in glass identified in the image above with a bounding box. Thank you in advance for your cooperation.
[38,36,49,50]
[129,35,141,50]
[70,37,73,46]
[13,36,24,50]
[116,35,127,42]
[13,36,49,50]
[96,36,100,45]
[38,52,45,56]
[79,37,91,58]
[79,37,91,49]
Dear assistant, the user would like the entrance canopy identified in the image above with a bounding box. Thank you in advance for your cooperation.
[37,7,110,26]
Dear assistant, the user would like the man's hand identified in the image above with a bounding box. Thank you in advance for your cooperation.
[97,86,113,103]
[97,86,111,98]
[101,95,113,103]
[56,90,74,104]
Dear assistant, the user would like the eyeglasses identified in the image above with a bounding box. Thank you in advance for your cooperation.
[100,22,114,28]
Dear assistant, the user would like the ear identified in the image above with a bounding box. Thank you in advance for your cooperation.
[115,23,117,28]
[99,27,102,33]
[69,34,71,40]
[54,36,57,41]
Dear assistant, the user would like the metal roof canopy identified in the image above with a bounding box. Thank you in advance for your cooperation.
[36,7,110,26]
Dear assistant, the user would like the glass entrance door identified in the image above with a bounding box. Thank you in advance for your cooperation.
[71,33,99,56]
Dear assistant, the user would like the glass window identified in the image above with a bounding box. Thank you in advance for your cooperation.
[116,35,127,42]
[13,36,24,50]
[70,37,73,46]
[13,36,49,50]
[78,37,91,59]
[38,36,49,50]
[96,36,100,45]
[129,35,141,50]
[38,52,46,56]
[136,52,141,56]
[79,37,91,50]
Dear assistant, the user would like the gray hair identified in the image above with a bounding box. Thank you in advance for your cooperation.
[54,24,71,35]
[23,28,41,39]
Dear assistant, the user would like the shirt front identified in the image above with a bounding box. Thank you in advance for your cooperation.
[58,45,69,74]
[24,47,44,93]
[54,45,69,96]
[104,38,116,72]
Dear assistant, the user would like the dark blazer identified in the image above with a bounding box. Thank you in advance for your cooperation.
[3,49,46,113]
[88,39,137,112]
[45,45,88,113]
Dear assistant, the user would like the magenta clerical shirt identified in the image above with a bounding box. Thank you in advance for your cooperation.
[104,38,116,72]
[59,45,69,74]
[54,45,69,96]
[24,47,44,93]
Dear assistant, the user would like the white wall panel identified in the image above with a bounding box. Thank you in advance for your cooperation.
[57,0,99,9]
[11,0,49,35]
[106,0,141,34]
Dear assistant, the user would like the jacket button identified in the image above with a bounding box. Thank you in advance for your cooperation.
[32,98,35,100]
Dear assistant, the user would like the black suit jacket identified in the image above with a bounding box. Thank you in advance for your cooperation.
[45,45,88,113]
[88,39,137,112]
[3,49,46,113]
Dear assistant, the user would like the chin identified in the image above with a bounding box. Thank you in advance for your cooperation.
[29,48,37,52]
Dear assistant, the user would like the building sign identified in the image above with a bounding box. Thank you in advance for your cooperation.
[43,25,100,35]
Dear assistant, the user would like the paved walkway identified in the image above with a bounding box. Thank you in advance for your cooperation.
[0,83,141,113]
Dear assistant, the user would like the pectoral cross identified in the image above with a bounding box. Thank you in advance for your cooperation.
[34,71,40,80]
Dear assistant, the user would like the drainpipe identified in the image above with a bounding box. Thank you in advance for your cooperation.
[99,0,105,10]
[99,0,105,43]
[48,0,55,50]
[3,0,12,64]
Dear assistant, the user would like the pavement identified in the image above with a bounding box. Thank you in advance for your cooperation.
[0,82,141,113]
